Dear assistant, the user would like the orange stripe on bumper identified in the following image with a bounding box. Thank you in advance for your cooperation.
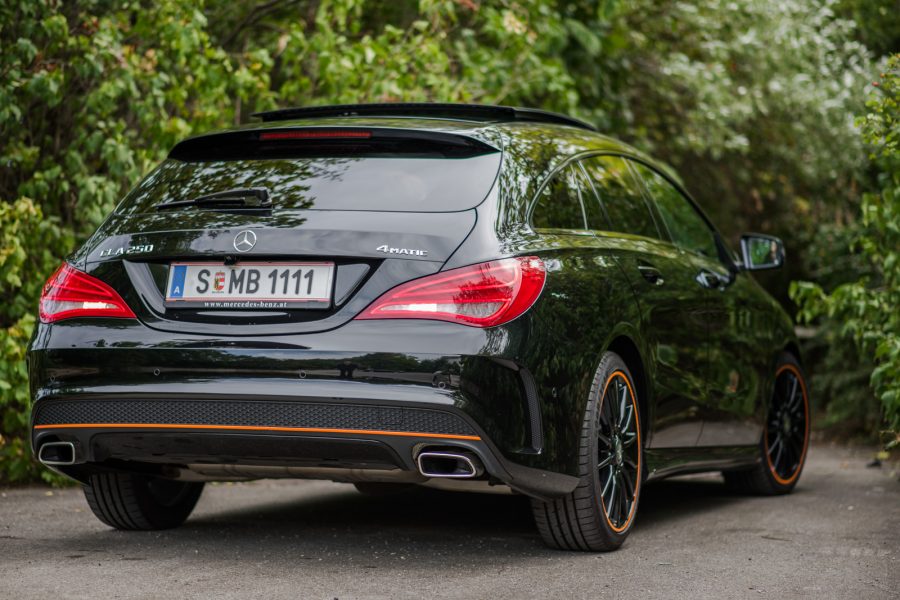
[33,422,481,441]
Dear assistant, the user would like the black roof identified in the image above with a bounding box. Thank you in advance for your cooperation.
[251,103,596,132]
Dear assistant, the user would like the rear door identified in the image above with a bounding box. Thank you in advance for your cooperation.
[580,155,707,448]
[75,128,502,336]
[628,161,759,446]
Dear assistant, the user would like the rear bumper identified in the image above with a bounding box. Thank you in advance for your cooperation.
[31,394,575,499]
[28,320,577,499]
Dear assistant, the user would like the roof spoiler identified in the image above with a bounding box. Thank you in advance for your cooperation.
[168,127,500,162]
[251,102,596,132]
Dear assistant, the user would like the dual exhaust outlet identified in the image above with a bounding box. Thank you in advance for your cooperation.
[37,442,485,479]
[416,450,483,479]
[37,441,77,466]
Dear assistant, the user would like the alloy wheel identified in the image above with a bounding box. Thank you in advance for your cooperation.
[596,372,641,532]
[765,364,809,485]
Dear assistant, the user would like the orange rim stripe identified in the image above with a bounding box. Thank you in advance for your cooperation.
[33,422,481,441]
[599,369,642,534]
[765,363,809,485]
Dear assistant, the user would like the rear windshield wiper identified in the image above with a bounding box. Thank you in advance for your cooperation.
[155,188,271,211]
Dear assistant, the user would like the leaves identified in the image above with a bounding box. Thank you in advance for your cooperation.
[792,55,900,447]
[0,0,255,484]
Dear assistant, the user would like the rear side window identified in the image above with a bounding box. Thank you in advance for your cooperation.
[581,156,659,239]
[631,162,718,258]
[575,162,608,231]
[116,153,502,214]
[531,164,591,232]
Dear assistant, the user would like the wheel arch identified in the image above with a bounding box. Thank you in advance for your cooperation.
[606,335,650,441]
[783,341,802,365]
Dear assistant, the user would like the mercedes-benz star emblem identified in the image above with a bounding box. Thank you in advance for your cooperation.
[233,230,257,252]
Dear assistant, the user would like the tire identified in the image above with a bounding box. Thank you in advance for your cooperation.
[83,472,204,530]
[531,352,643,551]
[353,482,416,496]
[723,353,810,495]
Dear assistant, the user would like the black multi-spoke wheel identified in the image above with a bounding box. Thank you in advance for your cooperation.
[531,352,643,551]
[765,364,809,485]
[724,353,810,495]
[597,372,641,531]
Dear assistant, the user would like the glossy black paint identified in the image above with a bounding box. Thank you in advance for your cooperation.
[28,116,799,498]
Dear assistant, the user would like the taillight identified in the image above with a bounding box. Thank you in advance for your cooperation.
[356,257,546,328]
[39,264,136,323]
[259,130,372,141]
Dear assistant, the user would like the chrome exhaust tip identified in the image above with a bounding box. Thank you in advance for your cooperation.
[38,441,77,466]
[416,451,482,479]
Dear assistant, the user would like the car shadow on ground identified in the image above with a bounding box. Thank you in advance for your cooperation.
[177,476,750,552]
[43,476,762,561]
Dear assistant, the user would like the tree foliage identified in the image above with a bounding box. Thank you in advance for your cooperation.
[0,0,889,482]
[792,55,900,446]
[1,0,263,482]
[837,0,900,58]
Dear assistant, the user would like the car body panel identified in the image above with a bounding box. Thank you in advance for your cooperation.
[608,235,709,448]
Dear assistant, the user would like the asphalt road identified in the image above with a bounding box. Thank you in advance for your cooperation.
[1,443,897,599]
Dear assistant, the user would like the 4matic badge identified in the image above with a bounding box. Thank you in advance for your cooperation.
[375,244,428,257]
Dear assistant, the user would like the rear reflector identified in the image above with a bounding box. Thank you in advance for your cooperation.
[40,264,136,323]
[356,257,545,328]
[259,130,373,141]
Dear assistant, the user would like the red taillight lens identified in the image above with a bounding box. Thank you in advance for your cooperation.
[356,257,546,328]
[39,264,136,323]
[259,130,373,141]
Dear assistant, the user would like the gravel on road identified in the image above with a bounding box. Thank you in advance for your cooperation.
[1,442,897,599]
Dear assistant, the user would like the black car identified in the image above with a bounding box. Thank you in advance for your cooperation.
[29,103,809,551]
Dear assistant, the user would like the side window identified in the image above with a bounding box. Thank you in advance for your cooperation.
[631,162,718,258]
[581,156,660,240]
[574,162,607,231]
[531,164,590,232]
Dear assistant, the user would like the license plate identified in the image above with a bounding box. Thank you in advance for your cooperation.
[165,262,334,309]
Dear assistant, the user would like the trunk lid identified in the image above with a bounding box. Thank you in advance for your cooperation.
[73,127,499,336]
[79,209,477,336]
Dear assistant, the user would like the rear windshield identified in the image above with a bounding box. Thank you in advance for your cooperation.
[116,154,501,214]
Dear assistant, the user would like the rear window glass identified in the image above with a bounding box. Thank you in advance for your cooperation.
[116,154,501,214]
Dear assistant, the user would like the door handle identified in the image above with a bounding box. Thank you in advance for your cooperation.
[696,269,723,289]
[637,263,664,286]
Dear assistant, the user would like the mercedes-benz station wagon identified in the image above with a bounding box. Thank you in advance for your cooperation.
[29,103,809,551]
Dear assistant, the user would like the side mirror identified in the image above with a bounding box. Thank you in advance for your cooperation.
[740,234,785,271]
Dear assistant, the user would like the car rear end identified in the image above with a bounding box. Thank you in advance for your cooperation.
[28,120,567,499]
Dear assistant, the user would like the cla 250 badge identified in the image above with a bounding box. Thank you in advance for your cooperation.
[99,243,154,258]
[376,244,428,257]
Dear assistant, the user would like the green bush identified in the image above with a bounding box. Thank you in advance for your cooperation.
[0,0,259,482]
[792,55,900,446]
[0,0,888,483]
